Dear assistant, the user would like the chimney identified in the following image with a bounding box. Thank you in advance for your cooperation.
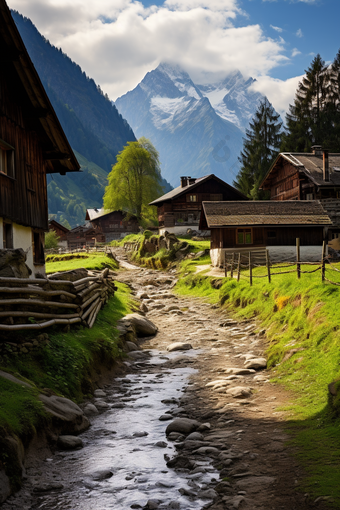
[180,176,188,188]
[311,145,322,156]
[188,177,196,185]
[323,149,330,182]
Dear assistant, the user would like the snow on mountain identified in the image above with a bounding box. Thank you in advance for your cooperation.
[115,63,266,186]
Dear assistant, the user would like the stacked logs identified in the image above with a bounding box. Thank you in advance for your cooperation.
[0,268,117,331]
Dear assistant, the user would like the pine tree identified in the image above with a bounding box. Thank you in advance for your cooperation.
[281,54,328,152]
[234,98,282,198]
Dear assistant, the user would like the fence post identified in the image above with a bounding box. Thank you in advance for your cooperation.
[249,251,253,286]
[237,253,241,282]
[224,251,227,278]
[230,252,235,279]
[266,249,271,284]
[296,238,301,279]
[321,240,326,282]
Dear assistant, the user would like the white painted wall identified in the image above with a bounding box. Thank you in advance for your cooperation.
[210,245,325,267]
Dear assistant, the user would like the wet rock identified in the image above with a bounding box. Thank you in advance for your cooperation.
[88,469,113,481]
[120,314,158,336]
[83,403,99,416]
[57,435,83,450]
[93,400,110,410]
[39,394,90,434]
[144,499,161,509]
[167,456,195,469]
[32,482,64,492]
[126,341,140,352]
[159,414,173,421]
[0,470,11,504]
[166,418,199,435]
[195,446,219,456]
[133,431,149,437]
[198,488,217,499]
[167,342,193,352]
[226,386,252,398]
[244,358,267,370]
[186,432,204,441]
[129,351,149,359]
[155,441,168,448]
[94,389,106,398]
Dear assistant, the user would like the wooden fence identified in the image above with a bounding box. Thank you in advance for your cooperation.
[223,239,340,287]
[0,268,116,332]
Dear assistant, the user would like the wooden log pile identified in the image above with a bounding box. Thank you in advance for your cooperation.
[0,268,117,332]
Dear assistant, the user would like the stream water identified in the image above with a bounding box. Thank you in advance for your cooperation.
[26,349,217,510]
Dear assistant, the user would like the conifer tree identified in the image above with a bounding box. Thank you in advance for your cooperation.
[234,98,282,198]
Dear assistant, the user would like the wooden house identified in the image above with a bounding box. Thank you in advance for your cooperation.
[0,0,79,276]
[48,220,69,248]
[260,146,340,239]
[149,174,246,235]
[66,225,105,251]
[85,209,140,242]
[199,201,332,266]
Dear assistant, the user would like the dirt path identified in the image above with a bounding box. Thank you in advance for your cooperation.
[116,250,328,510]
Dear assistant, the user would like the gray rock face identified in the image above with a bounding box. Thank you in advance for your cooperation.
[119,314,158,336]
[0,470,11,504]
[0,248,31,278]
[166,418,199,436]
[39,394,90,434]
[167,342,193,352]
[226,386,252,399]
[57,435,83,450]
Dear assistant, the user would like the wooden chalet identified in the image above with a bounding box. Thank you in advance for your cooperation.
[260,146,340,238]
[149,174,246,235]
[66,225,105,251]
[0,0,79,276]
[48,220,69,248]
[85,208,140,242]
[199,201,332,266]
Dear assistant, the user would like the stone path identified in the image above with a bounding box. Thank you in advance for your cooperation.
[2,252,330,510]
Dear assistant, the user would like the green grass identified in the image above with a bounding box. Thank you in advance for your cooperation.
[175,262,340,506]
[45,252,119,273]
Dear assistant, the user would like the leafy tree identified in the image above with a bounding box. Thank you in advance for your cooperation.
[234,98,282,198]
[281,54,328,152]
[103,137,163,222]
[45,231,60,249]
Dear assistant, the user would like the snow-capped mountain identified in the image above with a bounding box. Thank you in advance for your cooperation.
[115,63,265,187]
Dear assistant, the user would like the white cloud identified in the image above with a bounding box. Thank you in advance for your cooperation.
[296,28,303,37]
[251,74,303,117]
[270,24,283,33]
[8,0,291,101]
[292,48,301,57]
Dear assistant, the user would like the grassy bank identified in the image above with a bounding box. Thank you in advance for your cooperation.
[176,265,340,506]
[45,251,119,273]
[0,253,132,481]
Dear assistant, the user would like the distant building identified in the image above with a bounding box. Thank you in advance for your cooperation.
[85,209,140,242]
[48,220,69,249]
[149,174,246,235]
[199,200,332,266]
[66,225,105,251]
[260,146,340,239]
[0,0,79,276]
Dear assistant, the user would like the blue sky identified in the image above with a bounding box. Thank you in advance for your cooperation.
[8,0,340,115]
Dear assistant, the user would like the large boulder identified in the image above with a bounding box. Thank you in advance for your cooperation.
[166,418,200,436]
[0,248,31,278]
[118,314,158,337]
[39,394,90,434]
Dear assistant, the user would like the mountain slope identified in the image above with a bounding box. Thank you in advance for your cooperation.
[116,63,265,187]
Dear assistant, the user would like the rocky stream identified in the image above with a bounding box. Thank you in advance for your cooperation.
[1,253,330,510]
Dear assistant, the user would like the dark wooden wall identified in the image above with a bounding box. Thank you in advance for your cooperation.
[211,226,324,249]
[91,211,139,233]
[0,71,48,230]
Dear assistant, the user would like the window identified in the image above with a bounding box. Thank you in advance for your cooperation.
[3,223,13,249]
[0,139,15,178]
[237,228,252,245]
[33,231,45,265]
[186,194,197,202]
[306,193,314,200]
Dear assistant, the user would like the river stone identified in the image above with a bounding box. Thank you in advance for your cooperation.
[94,400,110,410]
[155,441,168,448]
[39,394,90,434]
[88,469,113,481]
[226,386,252,398]
[244,358,267,370]
[225,368,256,375]
[57,435,83,450]
[94,389,106,398]
[186,432,204,441]
[159,414,173,421]
[0,470,11,504]
[167,342,193,352]
[195,446,220,456]
[120,314,158,336]
[83,403,99,416]
[166,418,199,435]
[198,489,218,499]
[126,341,140,352]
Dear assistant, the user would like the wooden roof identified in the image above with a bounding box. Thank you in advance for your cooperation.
[201,201,332,228]
[48,219,70,233]
[261,152,340,190]
[149,174,246,206]
[0,0,79,174]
